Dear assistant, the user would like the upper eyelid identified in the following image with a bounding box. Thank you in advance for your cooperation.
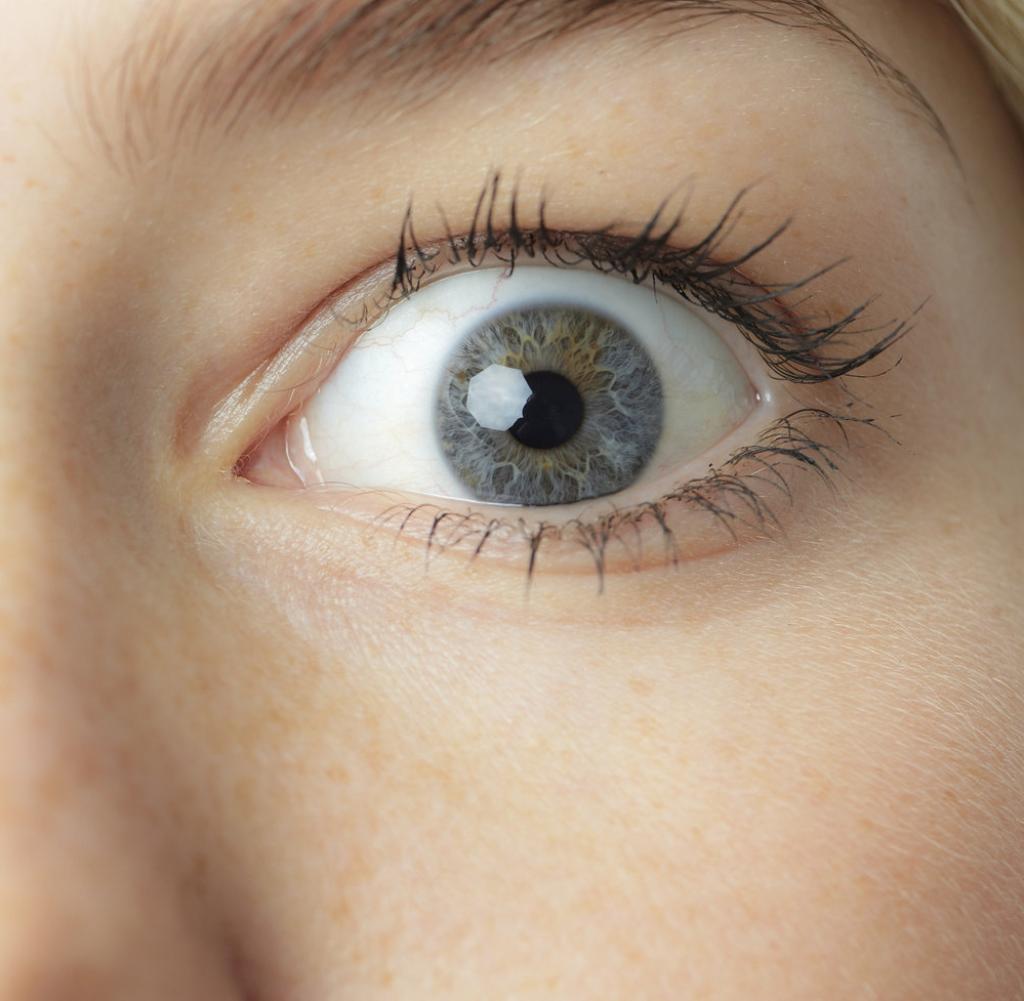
[201,180,913,470]
[387,180,915,385]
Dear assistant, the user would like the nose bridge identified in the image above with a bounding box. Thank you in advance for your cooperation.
[0,684,241,1001]
[0,15,255,994]
[0,350,240,998]
[0,338,158,996]
[0,99,151,682]
[0,236,110,712]
[0,0,160,671]
[0,170,241,1001]
[0,649,132,990]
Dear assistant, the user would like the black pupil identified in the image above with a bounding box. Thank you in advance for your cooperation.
[510,371,585,450]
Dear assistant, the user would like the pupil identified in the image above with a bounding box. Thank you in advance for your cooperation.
[510,371,585,450]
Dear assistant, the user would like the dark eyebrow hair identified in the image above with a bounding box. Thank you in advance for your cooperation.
[80,0,954,174]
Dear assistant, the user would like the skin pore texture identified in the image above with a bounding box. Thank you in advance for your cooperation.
[0,0,1023,998]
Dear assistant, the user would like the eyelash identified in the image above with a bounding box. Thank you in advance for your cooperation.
[371,407,894,588]
[244,174,911,585]
[390,173,914,382]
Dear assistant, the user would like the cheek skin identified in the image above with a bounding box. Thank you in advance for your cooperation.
[183,489,1024,997]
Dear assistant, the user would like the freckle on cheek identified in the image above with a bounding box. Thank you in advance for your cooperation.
[628,676,654,696]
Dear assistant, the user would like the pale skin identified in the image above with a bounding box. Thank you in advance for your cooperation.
[0,0,1022,997]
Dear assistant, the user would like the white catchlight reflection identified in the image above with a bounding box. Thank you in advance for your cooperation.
[466,364,533,431]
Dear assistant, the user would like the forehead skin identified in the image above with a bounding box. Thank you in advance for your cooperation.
[0,1,1022,999]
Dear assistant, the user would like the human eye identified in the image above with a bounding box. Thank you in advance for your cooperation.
[234,176,909,584]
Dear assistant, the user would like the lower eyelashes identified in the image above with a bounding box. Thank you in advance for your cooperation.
[285,405,890,586]
[234,178,910,585]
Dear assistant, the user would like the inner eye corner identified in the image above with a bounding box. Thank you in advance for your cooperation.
[232,415,301,490]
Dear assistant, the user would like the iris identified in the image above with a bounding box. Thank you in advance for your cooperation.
[437,305,664,506]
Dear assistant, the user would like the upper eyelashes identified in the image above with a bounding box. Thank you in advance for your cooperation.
[388,173,914,385]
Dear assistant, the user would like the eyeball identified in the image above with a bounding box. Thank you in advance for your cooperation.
[285,266,759,509]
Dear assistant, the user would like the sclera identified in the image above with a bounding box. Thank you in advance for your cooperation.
[290,266,760,511]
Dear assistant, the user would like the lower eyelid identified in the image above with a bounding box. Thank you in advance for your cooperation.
[228,323,897,583]
[238,398,888,583]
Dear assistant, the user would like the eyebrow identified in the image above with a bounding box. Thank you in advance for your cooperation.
[82,0,954,173]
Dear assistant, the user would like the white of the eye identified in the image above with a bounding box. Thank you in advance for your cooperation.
[297,267,755,502]
[466,364,532,431]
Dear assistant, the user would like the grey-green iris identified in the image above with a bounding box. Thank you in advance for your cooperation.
[437,305,664,506]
